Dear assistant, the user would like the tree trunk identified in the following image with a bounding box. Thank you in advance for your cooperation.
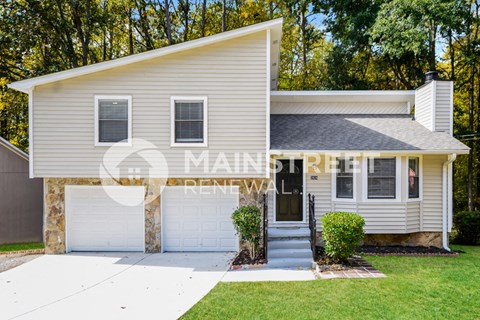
[468,71,475,211]
[70,0,91,66]
[165,0,173,44]
[222,0,226,32]
[428,22,437,71]
[183,0,189,42]
[301,9,307,86]
[449,30,455,80]
[128,6,134,55]
[55,0,78,68]
[201,0,207,37]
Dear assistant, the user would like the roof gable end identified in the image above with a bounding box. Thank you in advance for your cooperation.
[9,19,283,93]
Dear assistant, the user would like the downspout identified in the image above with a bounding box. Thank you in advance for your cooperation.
[442,153,457,251]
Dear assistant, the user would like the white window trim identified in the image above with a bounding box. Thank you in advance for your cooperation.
[94,95,132,147]
[170,96,208,148]
[331,156,357,202]
[362,156,401,203]
[406,155,423,202]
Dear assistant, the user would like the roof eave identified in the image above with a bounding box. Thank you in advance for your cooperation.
[0,137,29,160]
[270,90,416,104]
[269,149,470,155]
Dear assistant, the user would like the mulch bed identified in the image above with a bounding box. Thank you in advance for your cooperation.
[315,247,366,272]
[231,249,266,266]
[356,245,460,256]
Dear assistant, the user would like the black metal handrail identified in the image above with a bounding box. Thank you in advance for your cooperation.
[308,193,316,254]
[263,193,268,262]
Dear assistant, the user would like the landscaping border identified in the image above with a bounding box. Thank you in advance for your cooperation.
[361,251,459,257]
[0,248,45,256]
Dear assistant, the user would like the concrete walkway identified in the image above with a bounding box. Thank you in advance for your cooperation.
[222,267,315,282]
[0,252,233,320]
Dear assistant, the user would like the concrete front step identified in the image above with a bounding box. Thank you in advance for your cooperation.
[267,257,313,268]
[268,239,311,250]
[268,248,313,259]
[268,227,310,238]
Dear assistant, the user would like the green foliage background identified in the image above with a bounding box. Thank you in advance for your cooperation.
[0,0,479,211]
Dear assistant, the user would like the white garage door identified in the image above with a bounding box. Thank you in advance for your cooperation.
[66,186,145,252]
[162,186,239,252]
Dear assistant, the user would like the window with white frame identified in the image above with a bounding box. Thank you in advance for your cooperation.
[367,158,396,199]
[95,96,131,145]
[171,97,207,146]
[408,157,420,198]
[336,157,354,199]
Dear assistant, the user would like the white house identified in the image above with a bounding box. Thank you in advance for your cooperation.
[8,18,468,267]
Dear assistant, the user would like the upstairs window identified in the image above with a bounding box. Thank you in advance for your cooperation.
[171,97,208,147]
[95,96,132,146]
[336,157,354,199]
[408,157,420,198]
[367,158,396,199]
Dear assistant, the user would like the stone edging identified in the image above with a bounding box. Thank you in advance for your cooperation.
[229,263,268,270]
[0,248,45,256]
[361,252,459,257]
[314,257,386,279]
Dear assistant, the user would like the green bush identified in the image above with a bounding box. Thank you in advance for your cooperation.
[231,205,262,258]
[454,211,480,245]
[322,212,365,263]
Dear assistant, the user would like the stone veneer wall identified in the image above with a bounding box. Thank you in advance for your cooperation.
[44,178,269,254]
[315,231,442,248]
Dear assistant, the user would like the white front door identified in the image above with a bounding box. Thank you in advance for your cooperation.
[65,186,145,252]
[162,186,239,252]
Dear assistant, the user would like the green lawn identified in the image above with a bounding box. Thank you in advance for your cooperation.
[0,242,44,253]
[183,245,480,320]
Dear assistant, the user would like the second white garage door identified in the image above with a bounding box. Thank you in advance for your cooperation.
[162,186,239,252]
[66,186,145,252]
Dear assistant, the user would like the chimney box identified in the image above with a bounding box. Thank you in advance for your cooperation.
[425,70,440,82]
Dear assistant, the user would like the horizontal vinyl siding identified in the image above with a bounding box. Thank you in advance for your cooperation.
[414,84,433,130]
[406,201,421,232]
[329,202,407,234]
[271,102,407,114]
[307,170,331,228]
[33,32,267,178]
[357,203,406,234]
[422,155,445,231]
[434,81,452,134]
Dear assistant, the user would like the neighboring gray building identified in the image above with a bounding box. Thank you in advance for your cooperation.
[0,137,43,244]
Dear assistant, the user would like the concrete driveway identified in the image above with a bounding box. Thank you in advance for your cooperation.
[0,252,233,320]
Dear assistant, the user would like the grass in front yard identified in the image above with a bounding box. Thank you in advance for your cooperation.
[183,245,480,320]
[0,242,44,253]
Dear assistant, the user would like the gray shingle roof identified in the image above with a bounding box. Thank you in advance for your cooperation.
[270,114,469,152]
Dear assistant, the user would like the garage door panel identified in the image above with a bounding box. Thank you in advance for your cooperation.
[163,186,239,252]
[202,222,218,231]
[183,221,200,231]
[219,221,235,232]
[66,186,145,252]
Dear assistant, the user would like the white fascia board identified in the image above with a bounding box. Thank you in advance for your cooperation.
[269,149,470,155]
[270,90,416,104]
[8,18,283,93]
[0,136,29,161]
